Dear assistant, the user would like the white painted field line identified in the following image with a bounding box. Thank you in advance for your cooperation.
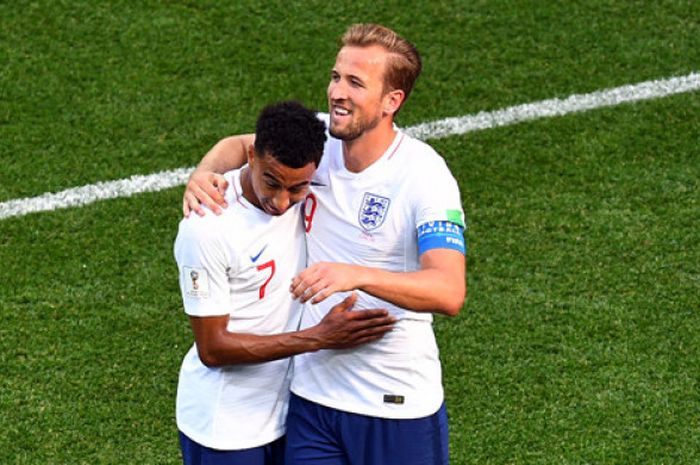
[405,71,700,140]
[1,71,699,221]
[0,168,193,220]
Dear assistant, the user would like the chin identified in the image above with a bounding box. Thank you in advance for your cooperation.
[329,125,360,141]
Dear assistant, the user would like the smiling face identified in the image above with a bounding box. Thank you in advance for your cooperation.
[327,45,395,141]
[244,149,316,216]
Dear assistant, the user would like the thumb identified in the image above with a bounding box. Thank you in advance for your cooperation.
[214,176,229,196]
[331,292,358,313]
[218,178,229,194]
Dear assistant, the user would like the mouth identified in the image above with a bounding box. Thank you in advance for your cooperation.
[330,103,351,119]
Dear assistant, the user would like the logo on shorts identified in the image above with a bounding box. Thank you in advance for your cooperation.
[358,193,390,231]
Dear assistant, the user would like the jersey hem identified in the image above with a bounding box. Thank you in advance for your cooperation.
[176,423,286,451]
[289,387,444,420]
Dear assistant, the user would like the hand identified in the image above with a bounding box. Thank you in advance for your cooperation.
[310,293,396,349]
[182,171,229,217]
[290,262,361,304]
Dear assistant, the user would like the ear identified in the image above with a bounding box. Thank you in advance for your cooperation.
[247,144,256,166]
[382,89,405,117]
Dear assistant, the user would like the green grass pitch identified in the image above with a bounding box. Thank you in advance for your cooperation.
[1,1,699,463]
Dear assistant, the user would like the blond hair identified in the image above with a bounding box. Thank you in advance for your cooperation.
[340,24,422,112]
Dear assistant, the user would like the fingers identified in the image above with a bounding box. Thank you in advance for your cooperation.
[289,275,306,299]
[340,291,358,310]
[316,303,396,350]
[183,190,205,217]
[183,182,215,216]
[310,289,332,305]
[346,308,392,321]
[206,175,229,209]
[290,263,350,303]
[290,270,328,303]
[345,312,395,331]
[300,284,325,304]
[340,323,395,348]
[199,183,223,215]
[182,197,191,218]
[215,176,229,198]
[330,292,357,313]
[182,172,229,218]
[290,266,315,294]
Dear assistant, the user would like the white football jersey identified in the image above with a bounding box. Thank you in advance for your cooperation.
[291,114,465,419]
[174,168,305,450]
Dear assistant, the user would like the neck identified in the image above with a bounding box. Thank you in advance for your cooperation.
[239,167,261,209]
[343,120,397,173]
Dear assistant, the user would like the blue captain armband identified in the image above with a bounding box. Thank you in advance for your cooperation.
[417,221,466,255]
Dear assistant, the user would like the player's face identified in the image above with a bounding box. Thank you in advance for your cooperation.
[248,152,316,216]
[327,45,390,141]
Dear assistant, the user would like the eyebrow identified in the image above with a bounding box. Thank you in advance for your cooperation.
[332,67,366,85]
[263,172,310,189]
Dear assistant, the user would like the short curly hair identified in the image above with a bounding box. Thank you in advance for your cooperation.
[254,101,326,168]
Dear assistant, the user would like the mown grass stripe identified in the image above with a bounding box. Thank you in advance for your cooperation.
[0,168,192,219]
[1,71,698,221]
[405,71,700,139]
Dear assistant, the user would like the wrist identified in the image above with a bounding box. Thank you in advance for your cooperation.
[352,264,373,289]
[294,327,323,352]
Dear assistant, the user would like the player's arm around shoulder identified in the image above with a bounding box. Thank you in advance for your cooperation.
[183,134,254,217]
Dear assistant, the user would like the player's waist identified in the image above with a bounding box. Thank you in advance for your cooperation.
[305,292,433,323]
[290,350,443,419]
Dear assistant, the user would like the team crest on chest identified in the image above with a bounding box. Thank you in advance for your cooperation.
[358,193,390,231]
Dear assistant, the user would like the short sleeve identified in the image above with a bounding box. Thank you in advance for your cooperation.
[413,156,465,229]
[173,216,233,317]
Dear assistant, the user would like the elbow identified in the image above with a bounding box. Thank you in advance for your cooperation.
[442,299,463,317]
[197,345,228,368]
[198,351,223,368]
[441,284,466,317]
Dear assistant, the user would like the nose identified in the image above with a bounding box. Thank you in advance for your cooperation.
[271,190,291,213]
[328,79,346,101]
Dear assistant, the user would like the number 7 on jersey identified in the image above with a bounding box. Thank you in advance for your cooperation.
[256,260,276,299]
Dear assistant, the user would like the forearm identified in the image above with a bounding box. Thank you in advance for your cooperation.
[198,327,322,367]
[293,250,466,315]
[355,266,465,316]
[193,294,394,367]
[196,135,252,174]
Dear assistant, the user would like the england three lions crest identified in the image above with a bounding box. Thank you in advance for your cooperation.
[359,193,390,231]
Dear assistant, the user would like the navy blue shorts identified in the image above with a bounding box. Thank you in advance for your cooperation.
[285,393,449,465]
[179,431,285,465]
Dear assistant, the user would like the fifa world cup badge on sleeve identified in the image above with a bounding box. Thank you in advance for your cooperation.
[184,266,210,298]
[358,193,390,231]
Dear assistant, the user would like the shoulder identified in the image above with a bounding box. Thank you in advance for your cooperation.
[391,134,463,212]
[176,211,228,249]
[397,133,454,178]
[176,190,246,247]
[222,168,245,206]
